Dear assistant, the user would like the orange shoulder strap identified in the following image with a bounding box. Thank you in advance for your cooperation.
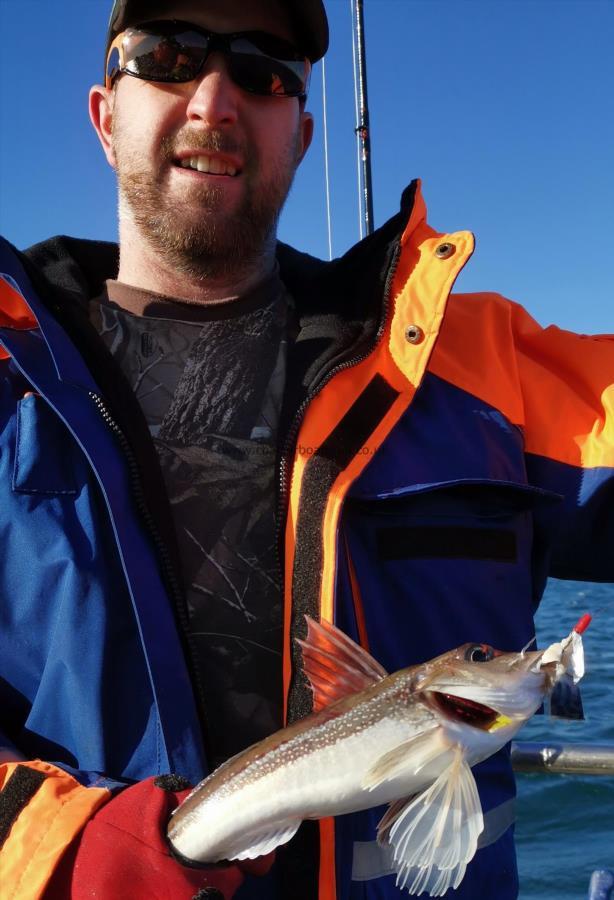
[0,761,110,900]
[0,274,38,361]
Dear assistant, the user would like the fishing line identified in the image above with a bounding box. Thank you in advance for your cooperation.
[584,603,613,619]
[321,57,334,261]
[519,636,537,658]
[350,0,364,241]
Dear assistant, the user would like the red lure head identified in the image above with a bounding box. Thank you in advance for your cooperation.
[573,614,592,635]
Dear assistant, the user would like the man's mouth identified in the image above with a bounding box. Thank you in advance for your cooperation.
[173,154,241,177]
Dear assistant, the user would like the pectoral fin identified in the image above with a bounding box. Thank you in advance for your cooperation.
[362,728,444,791]
[376,745,484,897]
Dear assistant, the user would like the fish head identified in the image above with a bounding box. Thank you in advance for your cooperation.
[410,634,581,747]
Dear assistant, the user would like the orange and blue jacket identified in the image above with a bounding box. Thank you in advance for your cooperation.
[0,180,612,899]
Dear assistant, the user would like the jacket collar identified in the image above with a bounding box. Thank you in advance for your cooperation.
[22,180,419,333]
[13,179,420,403]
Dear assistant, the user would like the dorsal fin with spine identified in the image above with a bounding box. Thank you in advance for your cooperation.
[296,616,388,711]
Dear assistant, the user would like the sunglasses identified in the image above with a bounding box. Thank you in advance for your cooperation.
[106,20,311,98]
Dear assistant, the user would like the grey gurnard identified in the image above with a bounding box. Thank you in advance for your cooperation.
[168,614,590,896]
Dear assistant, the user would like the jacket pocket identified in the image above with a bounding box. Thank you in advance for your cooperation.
[12,393,78,495]
[350,480,561,565]
[341,479,563,671]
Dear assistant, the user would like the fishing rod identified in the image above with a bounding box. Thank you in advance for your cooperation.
[352,0,375,236]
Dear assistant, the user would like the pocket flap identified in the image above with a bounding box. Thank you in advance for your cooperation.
[13,393,78,495]
[349,478,563,515]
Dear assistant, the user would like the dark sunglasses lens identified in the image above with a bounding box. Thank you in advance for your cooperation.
[229,53,306,96]
[120,27,308,95]
[228,37,308,96]
[123,31,208,82]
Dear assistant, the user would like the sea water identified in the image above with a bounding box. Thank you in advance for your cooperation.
[515,580,614,899]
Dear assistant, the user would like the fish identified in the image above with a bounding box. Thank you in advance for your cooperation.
[168,614,590,896]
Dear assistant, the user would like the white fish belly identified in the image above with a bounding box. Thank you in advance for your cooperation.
[171,718,444,862]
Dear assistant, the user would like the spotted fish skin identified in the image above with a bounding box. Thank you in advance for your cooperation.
[169,668,442,861]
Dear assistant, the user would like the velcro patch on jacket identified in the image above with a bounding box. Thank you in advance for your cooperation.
[294,374,400,611]
[289,374,400,724]
[0,765,47,849]
[376,526,517,562]
[0,760,111,899]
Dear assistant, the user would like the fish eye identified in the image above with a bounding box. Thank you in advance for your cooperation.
[465,644,495,663]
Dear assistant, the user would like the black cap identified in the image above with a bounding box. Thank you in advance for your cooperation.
[105,0,329,66]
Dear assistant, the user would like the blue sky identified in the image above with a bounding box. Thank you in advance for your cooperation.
[0,0,612,332]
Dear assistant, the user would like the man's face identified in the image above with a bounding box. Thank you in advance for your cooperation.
[96,0,313,279]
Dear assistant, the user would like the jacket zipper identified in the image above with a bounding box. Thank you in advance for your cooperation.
[275,240,402,900]
[88,391,211,750]
[276,238,402,589]
[88,235,402,762]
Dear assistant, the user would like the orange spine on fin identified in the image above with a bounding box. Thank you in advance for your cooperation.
[297,616,388,711]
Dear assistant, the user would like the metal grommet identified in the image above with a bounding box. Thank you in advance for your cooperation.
[435,242,456,259]
[404,324,424,345]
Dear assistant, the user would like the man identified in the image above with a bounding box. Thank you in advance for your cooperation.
[0,0,611,898]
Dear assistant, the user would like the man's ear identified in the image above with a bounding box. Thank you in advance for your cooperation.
[89,84,117,169]
[297,109,314,165]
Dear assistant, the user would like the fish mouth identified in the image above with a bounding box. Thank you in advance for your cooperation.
[427,691,502,731]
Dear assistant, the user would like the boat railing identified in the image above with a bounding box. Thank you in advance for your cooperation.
[511,741,614,775]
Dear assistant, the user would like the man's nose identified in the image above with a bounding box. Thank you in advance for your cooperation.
[185,55,241,126]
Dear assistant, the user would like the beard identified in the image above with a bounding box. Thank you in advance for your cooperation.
[111,120,302,281]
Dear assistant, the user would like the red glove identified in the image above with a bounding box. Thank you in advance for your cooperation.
[45,774,273,899]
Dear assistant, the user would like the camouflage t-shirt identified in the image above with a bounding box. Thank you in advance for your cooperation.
[90,272,286,768]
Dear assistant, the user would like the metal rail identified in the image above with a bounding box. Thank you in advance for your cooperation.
[511,741,614,775]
